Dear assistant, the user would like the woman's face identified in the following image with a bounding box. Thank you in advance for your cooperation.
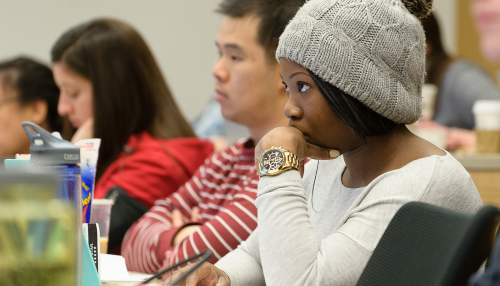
[280,58,359,153]
[0,79,34,158]
[53,62,93,129]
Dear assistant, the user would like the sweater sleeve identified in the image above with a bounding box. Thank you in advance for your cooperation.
[121,152,259,274]
[215,229,265,286]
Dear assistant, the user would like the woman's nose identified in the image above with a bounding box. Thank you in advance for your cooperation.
[57,93,72,116]
[284,96,303,119]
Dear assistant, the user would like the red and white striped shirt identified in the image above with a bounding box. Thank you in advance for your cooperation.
[121,139,258,274]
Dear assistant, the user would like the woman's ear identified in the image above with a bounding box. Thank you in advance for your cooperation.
[27,100,48,126]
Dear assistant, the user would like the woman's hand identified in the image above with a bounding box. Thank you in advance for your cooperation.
[71,118,94,143]
[164,262,230,286]
[255,126,339,164]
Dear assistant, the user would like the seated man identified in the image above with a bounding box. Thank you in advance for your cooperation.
[121,0,306,273]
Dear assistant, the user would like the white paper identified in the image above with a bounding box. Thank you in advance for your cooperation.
[100,254,152,282]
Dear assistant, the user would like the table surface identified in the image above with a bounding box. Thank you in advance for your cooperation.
[102,281,163,286]
[101,271,163,285]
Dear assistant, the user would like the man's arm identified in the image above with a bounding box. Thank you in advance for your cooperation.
[121,161,209,273]
[122,149,259,274]
[122,184,257,274]
[159,189,257,272]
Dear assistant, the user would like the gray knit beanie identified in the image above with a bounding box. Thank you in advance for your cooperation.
[276,0,433,124]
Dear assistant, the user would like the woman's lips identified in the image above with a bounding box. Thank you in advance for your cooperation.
[70,120,80,128]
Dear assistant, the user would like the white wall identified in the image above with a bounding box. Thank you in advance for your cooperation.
[0,0,222,121]
[433,0,458,56]
[0,0,459,121]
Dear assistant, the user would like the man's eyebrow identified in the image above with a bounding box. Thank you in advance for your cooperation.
[225,43,244,52]
[215,42,244,52]
[289,71,310,80]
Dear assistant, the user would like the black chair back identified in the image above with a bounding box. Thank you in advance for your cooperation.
[356,202,500,286]
[485,224,500,270]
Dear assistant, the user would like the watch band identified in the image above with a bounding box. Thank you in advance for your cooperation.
[258,146,300,178]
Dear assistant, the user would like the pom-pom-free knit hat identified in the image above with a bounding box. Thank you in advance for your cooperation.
[276,0,433,124]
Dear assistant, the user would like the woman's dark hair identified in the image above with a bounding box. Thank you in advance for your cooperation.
[51,19,196,181]
[217,0,306,63]
[0,57,62,133]
[308,71,397,142]
[421,12,451,87]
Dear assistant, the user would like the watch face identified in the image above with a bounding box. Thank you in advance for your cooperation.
[260,149,284,175]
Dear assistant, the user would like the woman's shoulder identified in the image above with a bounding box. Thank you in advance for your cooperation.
[366,152,481,211]
[376,152,469,185]
[131,132,213,153]
[121,132,213,168]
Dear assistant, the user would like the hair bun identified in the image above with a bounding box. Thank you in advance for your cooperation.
[401,0,433,19]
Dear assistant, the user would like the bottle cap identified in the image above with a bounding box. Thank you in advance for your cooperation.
[22,121,81,165]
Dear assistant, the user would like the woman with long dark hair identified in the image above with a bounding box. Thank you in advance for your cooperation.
[167,0,482,285]
[51,19,213,252]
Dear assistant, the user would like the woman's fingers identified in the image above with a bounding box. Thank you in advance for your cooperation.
[191,207,199,222]
[71,117,94,143]
[305,142,339,160]
[172,209,184,228]
[164,263,230,286]
[164,264,195,285]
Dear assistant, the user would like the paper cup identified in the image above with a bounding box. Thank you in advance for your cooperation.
[90,199,113,253]
[473,100,500,153]
[421,84,438,120]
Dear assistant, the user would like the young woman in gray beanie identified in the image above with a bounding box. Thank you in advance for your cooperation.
[167,0,482,285]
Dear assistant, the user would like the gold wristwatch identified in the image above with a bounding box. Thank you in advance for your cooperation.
[258,146,300,178]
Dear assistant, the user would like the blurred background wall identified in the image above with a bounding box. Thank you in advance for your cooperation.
[0,0,221,121]
[458,0,500,83]
[0,0,491,121]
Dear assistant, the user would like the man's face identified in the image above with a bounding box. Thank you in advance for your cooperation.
[213,15,284,128]
[472,0,500,61]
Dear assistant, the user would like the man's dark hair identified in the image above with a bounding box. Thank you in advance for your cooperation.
[309,71,398,142]
[217,0,306,62]
[0,57,62,133]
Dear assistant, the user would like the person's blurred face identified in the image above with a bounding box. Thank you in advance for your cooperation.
[53,62,93,128]
[213,15,284,128]
[0,79,33,157]
[472,0,500,61]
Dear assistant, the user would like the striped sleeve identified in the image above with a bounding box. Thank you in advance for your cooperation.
[121,157,209,273]
[159,186,258,272]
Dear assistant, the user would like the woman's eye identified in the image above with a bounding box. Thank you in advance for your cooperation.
[283,83,289,92]
[298,83,310,92]
[230,55,241,61]
[67,91,79,99]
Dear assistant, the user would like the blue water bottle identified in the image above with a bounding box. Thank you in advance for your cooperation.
[22,121,83,286]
